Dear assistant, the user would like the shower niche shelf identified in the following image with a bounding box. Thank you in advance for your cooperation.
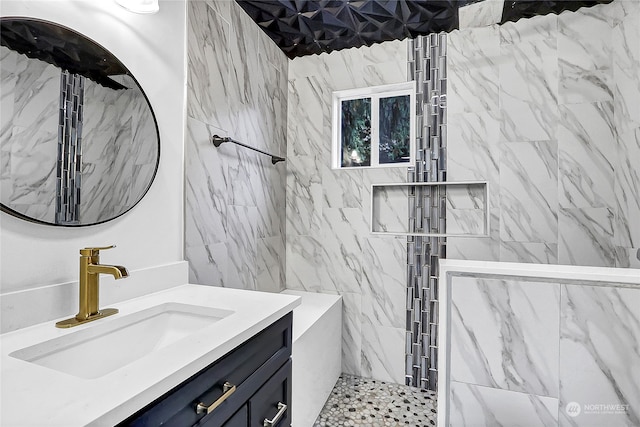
[370,180,489,237]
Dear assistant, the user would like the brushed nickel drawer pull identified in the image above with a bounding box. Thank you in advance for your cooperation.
[263,402,287,427]
[196,382,236,415]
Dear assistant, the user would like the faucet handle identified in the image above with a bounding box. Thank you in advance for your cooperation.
[80,245,116,256]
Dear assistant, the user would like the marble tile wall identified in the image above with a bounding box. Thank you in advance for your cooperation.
[447,0,640,268]
[1,46,59,222]
[286,41,409,382]
[185,0,288,293]
[81,75,158,223]
[447,275,640,427]
[0,46,158,224]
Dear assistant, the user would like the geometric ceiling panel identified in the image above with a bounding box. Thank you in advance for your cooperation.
[236,0,613,59]
[236,0,461,58]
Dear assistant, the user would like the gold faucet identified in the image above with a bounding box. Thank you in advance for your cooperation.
[56,245,129,328]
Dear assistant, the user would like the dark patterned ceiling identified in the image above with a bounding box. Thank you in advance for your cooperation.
[236,0,612,58]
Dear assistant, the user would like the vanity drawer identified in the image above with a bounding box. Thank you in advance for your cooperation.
[118,312,292,427]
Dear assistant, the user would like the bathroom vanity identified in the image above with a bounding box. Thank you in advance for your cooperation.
[0,285,300,426]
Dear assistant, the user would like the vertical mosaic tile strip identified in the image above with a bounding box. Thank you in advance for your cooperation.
[405,33,447,391]
[55,71,84,225]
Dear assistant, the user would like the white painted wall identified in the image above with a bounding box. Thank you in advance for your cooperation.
[0,0,186,293]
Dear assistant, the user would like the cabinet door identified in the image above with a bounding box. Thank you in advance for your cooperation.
[249,359,292,427]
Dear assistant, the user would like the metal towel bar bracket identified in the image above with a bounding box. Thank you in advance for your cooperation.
[211,135,285,165]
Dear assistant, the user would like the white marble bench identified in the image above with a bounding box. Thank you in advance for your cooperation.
[281,290,342,427]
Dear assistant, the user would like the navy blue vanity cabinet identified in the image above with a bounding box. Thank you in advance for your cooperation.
[117,312,292,427]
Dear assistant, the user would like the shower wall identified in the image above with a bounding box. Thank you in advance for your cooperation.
[286,40,409,382]
[185,0,288,292]
[447,0,640,268]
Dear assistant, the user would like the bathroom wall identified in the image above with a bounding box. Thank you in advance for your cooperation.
[184,0,288,293]
[286,41,409,382]
[0,0,186,292]
[447,0,640,268]
[439,261,640,427]
[1,53,157,225]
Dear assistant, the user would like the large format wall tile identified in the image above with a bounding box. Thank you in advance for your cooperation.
[450,381,558,427]
[186,1,288,293]
[361,322,405,384]
[558,102,616,210]
[286,40,409,382]
[450,277,560,398]
[361,237,406,329]
[187,0,232,131]
[558,207,616,267]
[559,285,640,427]
[185,118,228,248]
[448,0,638,268]
[500,141,558,244]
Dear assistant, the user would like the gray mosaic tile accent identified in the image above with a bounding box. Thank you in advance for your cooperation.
[55,70,84,225]
[313,374,437,427]
[405,33,447,390]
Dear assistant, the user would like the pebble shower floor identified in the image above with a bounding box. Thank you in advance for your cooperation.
[313,374,437,426]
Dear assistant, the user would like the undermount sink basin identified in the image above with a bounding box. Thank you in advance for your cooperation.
[10,303,234,379]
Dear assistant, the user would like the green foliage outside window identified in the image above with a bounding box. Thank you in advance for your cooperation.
[341,98,371,167]
[379,95,410,164]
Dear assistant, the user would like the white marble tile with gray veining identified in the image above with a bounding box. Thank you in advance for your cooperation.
[185,117,228,248]
[558,102,616,210]
[286,174,323,241]
[187,0,232,130]
[368,185,408,234]
[615,127,640,248]
[611,0,640,71]
[450,276,560,397]
[186,243,226,287]
[361,237,406,329]
[285,235,331,293]
[450,25,501,63]
[458,0,504,29]
[322,166,364,209]
[559,64,613,105]
[227,142,262,208]
[500,241,558,264]
[225,205,258,290]
[558,207,616,267]
[500,13,558,45]
[256,236,283,293]
[360,40,408,86]
[500,41,559,140]
[614,246,640,268]
[361,323,405,384]
[341,292,363,377]
[500,141,558,244]
[229,1,259,108]
[319,208,367,294]
[558,5,612,71]
[447,53,499,115]
[450,382,559,427]
[255,160,284,239]
[1,48,58,215]
[613,64,640,134]
[559,285,640,427]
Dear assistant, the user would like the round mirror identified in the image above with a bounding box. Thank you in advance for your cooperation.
[0,18,160,226]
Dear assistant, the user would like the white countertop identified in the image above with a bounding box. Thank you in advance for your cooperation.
[0,284,301,427]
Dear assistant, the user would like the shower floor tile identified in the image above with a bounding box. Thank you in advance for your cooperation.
[313,374,437,426]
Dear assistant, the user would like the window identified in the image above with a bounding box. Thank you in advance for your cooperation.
[332,82,415,169]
